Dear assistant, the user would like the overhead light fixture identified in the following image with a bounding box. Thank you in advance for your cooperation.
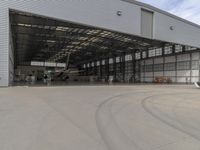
[87,30,98,35]
[46,40,56,43]
[82,42,89,46]
[67,45,74,48]
[76,46,82,49]
[56,26,69,31]
[62,49,69,51]
[17,23,31,27]
[72,41,80,45]
[79,37,88,40]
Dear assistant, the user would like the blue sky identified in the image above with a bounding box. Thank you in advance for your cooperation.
[138,0,200,25]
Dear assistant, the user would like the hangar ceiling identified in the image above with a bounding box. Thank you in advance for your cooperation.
[10,10,167,67]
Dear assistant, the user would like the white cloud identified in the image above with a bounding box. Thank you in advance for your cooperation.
[138,0,200,25]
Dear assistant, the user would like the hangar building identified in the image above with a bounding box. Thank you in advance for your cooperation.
[1,0,200,86]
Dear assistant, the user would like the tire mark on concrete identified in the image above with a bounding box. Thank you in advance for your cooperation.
[141,93,200,142]
[96,91,153,150]
[96,93,141,150]
[172,97,200,139]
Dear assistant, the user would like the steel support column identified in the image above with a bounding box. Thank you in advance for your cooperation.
[189,53,192,83]
[175,55,178,83]
[100,59,103,79]
[86,65,89,76]
[132,51,136,83]
[162,47,165,77]
[105,58,109,81]
[113,56,117,82]
[94,61,97,76]
[121,53,126,82]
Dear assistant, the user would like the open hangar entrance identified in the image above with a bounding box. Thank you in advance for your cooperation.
[10,10,200,86]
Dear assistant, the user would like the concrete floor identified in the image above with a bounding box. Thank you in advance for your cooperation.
[0,84,200,150]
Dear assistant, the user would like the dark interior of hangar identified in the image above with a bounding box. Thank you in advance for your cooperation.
[10,10,197,85]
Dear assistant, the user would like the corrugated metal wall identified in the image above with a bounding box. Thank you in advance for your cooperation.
[0,6,9,86]
[140,52,200,83]
[87,51,200,84]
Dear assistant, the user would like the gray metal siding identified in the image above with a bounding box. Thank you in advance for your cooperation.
[140,52,200,83]
[0,7,9,86]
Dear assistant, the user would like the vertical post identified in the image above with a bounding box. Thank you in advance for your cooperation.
[173,45,177,83]
[132,51,136,83]
[146,49,149,59]
[106,58,109,81]
[94,61,97,76]
[175,55,178,83]
[89,62,91,76]
[162,46,165,56]
[144,59,146,83]
[172,45,175,54]
[182,45,186,53]
[65,52,71,70]
[140,51,143,59]
[108,58,110,78]
[152,58,155,82]
[122,52,126,82]
[199,52,200,82]
[100,59,103,79]
[86,63,88,76]
[190,53,192,83]
[162,47,165,77]
[113,56,117,82]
